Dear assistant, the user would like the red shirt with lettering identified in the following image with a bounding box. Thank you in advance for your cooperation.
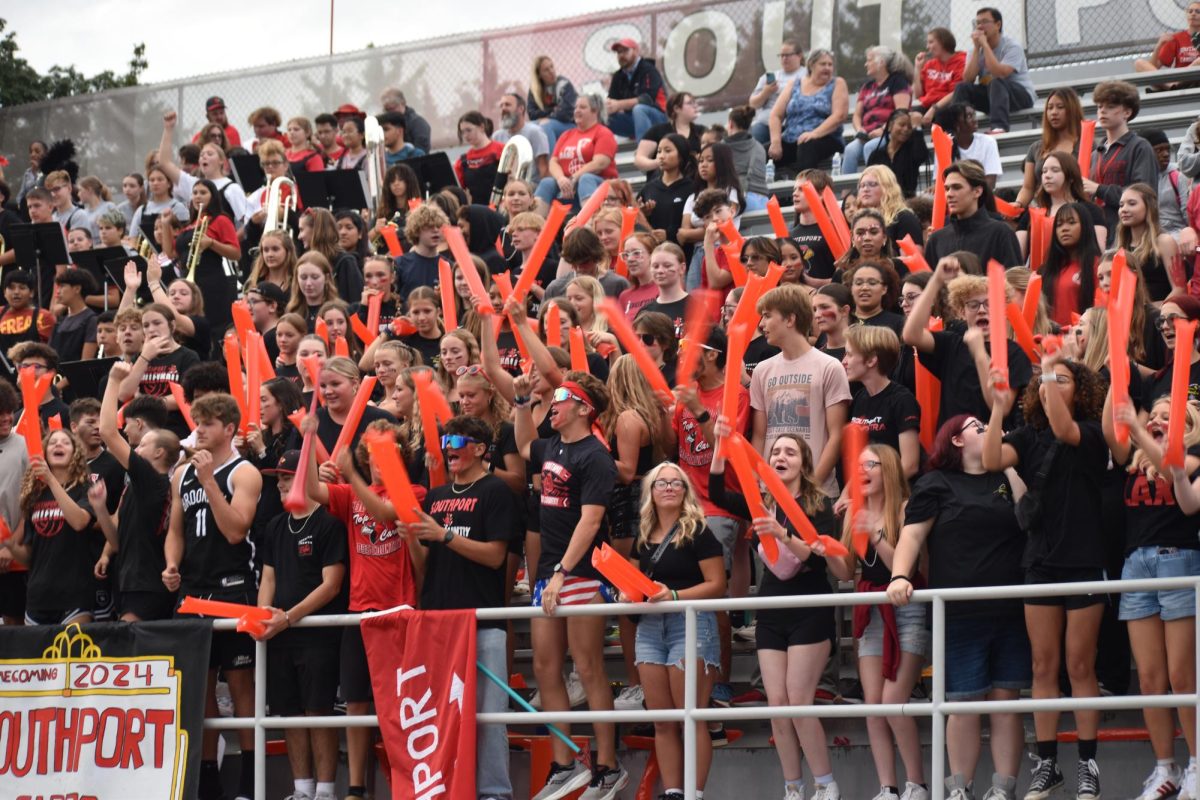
[1157,31,1200,68]
[552,124,619,180]
[918,51,967,107]
[326,482,425,612]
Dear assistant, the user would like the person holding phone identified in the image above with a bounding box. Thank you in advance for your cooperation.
[749,39,807,145]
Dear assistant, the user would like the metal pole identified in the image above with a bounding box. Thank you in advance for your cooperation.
[932,596,946,800]
[254,638,267,800]
[1194,580,1199,772]
[329,0,335,56]
[684,606,698,800]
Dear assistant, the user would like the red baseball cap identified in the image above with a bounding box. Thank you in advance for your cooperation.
[334,103,366,118]
[610,38,639,52]
[205,96,226,112]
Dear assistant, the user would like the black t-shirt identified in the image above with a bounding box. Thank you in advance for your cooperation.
[400,332,442,369]
[850,381,920,454]
[638,176,693,244]
[641,297,688,338]
[115,451,173,594]
[420,474,519,629]
[744,335,781,377]
[263,326,280,364]
[495,330,523,377]
[885,209,924,247]
[24,483,99,613]
[48,308,98,363]
[395,251,441,303]
[1123,446,1200,553]
[139,347,203,438]
[633,525,723,592]
[919,330,1032,427]
[789,221,836,280]
[182,315,212,361]
[1142,358,1200,411]
[88,450,126,515]
[1003,420,1108,569]
[488,421,518,474]
[640,121,706,153]
[853,309,905,337]
[262,505,347,644]
[529,434,617,581]
[905,469,1024,617]
[316,404,397,464]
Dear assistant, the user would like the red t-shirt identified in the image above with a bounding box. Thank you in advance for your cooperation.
[919,51,967,107]
[326,482,425,612]
[673,381,750,518]
[1158,31,1200,68]
[191,214,239,248]
[701,245,734,307]
[553,124,619,180]
[1050,258,1098,328]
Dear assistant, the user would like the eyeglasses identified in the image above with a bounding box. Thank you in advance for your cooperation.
[852,278,883,288]
[744,253,769,263]
[861,460,882,470]
[779,51,800,58]
[441,434,482,449]
[900,292,923,305]
[964,299,989,312]
[960,420,986,434]
[551,387,589,406]
[858,180,881,189]
[260,159,285,168]
[620,250,648,260]
[16,362,49,373]
[1158,314,1189,329]
[455,365,485,377]
[652,478,686,490]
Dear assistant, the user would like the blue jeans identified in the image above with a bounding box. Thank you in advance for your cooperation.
[477,627,512,798]
[536,118,576,152]
[686,245,705,291]
[535,174,604,210]
[944,612,1031,700]
[751,121,772,146]
[607,104,668,140]
[841,136,884,175]
[743,192,769,212]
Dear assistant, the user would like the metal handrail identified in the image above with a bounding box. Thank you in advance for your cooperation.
[206,577,1200,800]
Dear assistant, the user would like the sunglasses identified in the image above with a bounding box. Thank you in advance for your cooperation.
[441,434,482,450]
[551,387,589,406]
[455,365,485,377]
[638,332,658,346]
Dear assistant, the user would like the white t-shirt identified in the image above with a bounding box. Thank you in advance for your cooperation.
[750,66,807,127]
[493,121,551,159]
[749,346,852,496]
[957,133,1002,178]
[172,171,249,227]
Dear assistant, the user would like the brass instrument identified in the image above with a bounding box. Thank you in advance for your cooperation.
[370,213,402,254]
[363,115,387,215]
[262,176,297,237]
[489,134,535,208]
[138,235,155,259]
[0,233,5,257]
[186,207,210,283]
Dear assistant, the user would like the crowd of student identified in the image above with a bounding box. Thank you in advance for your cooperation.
[2,6,1200,800]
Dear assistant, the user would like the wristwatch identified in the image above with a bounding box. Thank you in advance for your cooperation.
[552,562,565,576]
[442,530,454,545]
[695,410,712,424]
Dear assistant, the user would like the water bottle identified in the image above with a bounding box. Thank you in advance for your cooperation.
[764,159,775,184]
[831,152,842,176]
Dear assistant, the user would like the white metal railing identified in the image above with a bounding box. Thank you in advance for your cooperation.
[206,577,1200,800]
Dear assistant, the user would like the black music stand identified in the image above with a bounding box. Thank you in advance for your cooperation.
[138,213,161,254]
[70,246,129,308]
[58,357,119,401]
[405,152,460,196]
[8,222,68,310]
[295,169,370,211]
[230,155,266,190]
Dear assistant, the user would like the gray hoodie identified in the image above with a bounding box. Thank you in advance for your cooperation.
[726,131,769,197]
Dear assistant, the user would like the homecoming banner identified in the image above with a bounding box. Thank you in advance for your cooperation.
[0,621,211,800]
[361,608,477,800]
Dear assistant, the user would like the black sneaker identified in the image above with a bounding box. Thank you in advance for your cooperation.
[1024,757,1064,800]
[1077,759,1100,800]
[709,725,729,747]
[660,794,685,800]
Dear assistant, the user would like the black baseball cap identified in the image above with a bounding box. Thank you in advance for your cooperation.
[248,281,288,310]
[263,450,301,476]
[206,96,226,112]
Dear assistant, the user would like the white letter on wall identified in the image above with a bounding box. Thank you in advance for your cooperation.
[663,10,739,96]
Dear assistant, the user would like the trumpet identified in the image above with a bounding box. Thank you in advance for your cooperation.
[263,176,297,237]
[370,213,402,254]
[363,116,387,215]
[0,233,5,257]
[186,208,210,283]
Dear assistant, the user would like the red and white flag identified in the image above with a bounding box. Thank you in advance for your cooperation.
[360,608,478,800]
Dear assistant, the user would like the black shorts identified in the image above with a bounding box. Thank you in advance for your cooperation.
[1023,565,1107,610]
[25,607,90,626]
[268,632,341,715]
[176,589,257,671]
[120,590,178,621]
[340,618,374,703]
[608,482,641,540]
[756,608,836,651]
[92,578,116,622]
[525,491,541,534]
[0,571,27,620]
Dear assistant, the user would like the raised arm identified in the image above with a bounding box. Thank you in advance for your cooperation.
[157,112,183,186]
[100,361,133,467]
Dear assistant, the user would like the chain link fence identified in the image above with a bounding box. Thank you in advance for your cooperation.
[0,0,1176,186]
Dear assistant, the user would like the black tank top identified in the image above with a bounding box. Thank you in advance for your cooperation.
[179,453,256,594]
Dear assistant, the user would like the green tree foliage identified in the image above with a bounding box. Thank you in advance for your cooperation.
[0,18,147,107]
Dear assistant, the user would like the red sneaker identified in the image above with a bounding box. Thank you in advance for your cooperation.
[730,688,767,706]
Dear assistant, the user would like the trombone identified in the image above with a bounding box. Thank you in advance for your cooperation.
[263,176,297,237]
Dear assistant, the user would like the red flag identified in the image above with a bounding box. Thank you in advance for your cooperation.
[360,608,478,800]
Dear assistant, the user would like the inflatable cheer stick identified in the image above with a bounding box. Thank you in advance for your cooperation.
[801,182,846,260]
[330,376,378,463]
[178,595,271,638]
[897,235,930,272]
[413,371,448,486]
[1078,120,1096,181]
[568,326,590,374]
[167,382,196,431]
[915,318,943,451]
[363,429,423,524]
[380,225,403,257]
[1005,303,1039,363]
[545,302,563,348]
[821,186,852,254]
[286,407,331,463]
[286,392,322,512]
[568,180,610,232]
[17,366,52,458]
[599,298,674,399]
[246,331,263,430]
[513,202,569,304]
[230,300,255,353]
[675,291,720,389]
[766,195,790,240]
[987,261,1010,389]
[441,225,493,314]
[437,258,459,330]
[1023,273,1042,330]
[720,243,750,287]
[613,207,639,279]
[720,323,750,435]
[1109,253,1136,443]
[1164,318,1198,469]
[592,541,660,602]
[843,421,869,558]
[717,219,745,252]
[723,435,778,564]
[930,124,954,230]
[223,335,250,435]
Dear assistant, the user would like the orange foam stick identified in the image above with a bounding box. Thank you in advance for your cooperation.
[897,235,931,272]
[1109,254,1136,443]
[612,207,639,279]
[167,382,196,431]
[492,271,514,304]
[0,515,12,544]
[821,186,852,253]
[380,225,403,257]
[675,290,720,388]
[286,407,331,462]
[437,258,458,330]
[299,355,324,406]
[223,335,250,433]
[178,595,270,637]
[416,370,453,424]
[721,323,750,430]
[987,261,1010,389]
[545,302,563,348]
[1005,303,1039,363]
[720,243,750,288]
[722,436,777,564]
[1023,273,1042,329]
[314,317,329,345]
[568,326,590,374]
[330,376,378,463]
[230,300,255,353]
[729,272,767,334]
[718,219,745,251]
[569,180,610,232]
[930,124,954,230]
[407,198,423,211]
[915,319,943,451]
[366,292,383,342]
[350,314,374,347]
[994,196,1023,219]
[17,367,51,458]
[1165,318,1198,468]
[1078,120,1096,181]
[442,225,493,314]
[591,541,660,602]
[761,260,785,291]
[766,195,790,239]
[513,201,570,304]
[254,333,275,381]
[843,421,868,558]
[413,371,447,487]
[333,336,350,358]
[363,428,423,524]
[1028,208,1045,272]
[47,415,61,431]
[246,332,263,429]
[801,182,846,259]
[599,298,674,400]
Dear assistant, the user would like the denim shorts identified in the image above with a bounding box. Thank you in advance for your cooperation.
[857,602,929,659]
[944,612,1032,700]
[635,610,721,669]
[1119,546,1200,622]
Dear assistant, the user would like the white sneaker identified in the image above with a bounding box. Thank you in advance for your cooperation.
[813,781,841,800]
[785,787,806,800]
[284,793,313,800]
[1181,763,1197,800]
[901,783,930,800]
[734,623,757,641]
[614,684,644,710]
[1137,763,1183,800]
[565,671,587,707]
[215,680,234,717]
[871,789,899,800]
